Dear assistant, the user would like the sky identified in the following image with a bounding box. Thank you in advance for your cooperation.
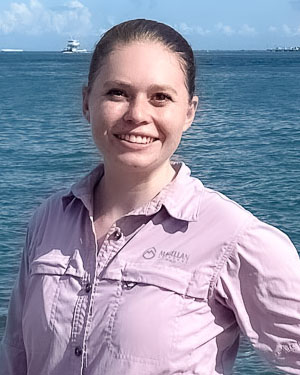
[0,0,300,51]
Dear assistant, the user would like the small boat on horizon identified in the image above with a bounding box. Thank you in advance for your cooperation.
[62,39,88,54]
[267,46,300,52]
[1,49,23,52]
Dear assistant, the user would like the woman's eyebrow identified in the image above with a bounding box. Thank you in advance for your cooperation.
[103,80,132,89]
[103,80,178,95]
[149,84,178,96]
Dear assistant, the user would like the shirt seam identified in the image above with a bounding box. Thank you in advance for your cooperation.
[208,213,255,298]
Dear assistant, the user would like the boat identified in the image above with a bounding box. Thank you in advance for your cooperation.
[62,39,87,53]
[1,49,23,52]
[267,46,300,52]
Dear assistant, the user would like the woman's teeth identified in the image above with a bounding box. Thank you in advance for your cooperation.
[116,134,155,144]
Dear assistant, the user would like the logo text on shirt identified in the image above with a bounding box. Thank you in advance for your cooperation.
[142,247,189,264]
[158,250,189,264]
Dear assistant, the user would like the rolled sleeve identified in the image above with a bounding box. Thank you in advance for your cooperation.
[0,230,30,375]
[216,216,300,374]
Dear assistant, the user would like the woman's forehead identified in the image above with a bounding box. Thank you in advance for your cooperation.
[101,41,184,76]
[92,45,185,95]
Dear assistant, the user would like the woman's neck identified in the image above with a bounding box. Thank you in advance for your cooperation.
[93,161,176,221]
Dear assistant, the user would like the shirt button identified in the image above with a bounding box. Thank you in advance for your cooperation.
[113,229,122,240]
[85,283,92,293]
[74,346,82,357]
[122,281,137,290]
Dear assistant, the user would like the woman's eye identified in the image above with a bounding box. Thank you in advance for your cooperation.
[106,89,126,98]
[153,93,172,103]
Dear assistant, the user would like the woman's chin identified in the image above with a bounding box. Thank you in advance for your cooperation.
[105,154,170,174]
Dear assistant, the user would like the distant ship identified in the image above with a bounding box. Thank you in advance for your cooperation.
[1,49,23,52]
[267,46,300,52]
[62,39,87,53]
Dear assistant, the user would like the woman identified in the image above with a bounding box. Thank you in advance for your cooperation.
[1,19,299,375]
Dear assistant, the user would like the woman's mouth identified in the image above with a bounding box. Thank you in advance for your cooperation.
[115,134,157,144]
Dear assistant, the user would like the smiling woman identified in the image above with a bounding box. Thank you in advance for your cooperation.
[83,41,197,180]
[0,19,300,375]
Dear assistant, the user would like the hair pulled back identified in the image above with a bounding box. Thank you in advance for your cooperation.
[87,19,196,100]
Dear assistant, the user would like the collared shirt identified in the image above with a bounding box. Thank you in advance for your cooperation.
[1,162,300,375]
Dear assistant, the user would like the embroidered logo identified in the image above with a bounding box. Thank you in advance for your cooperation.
[142,247,157,259]
[142,247,189,264]
[158,250,189,264]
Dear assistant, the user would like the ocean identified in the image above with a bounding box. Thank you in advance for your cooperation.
[0,50,299,374]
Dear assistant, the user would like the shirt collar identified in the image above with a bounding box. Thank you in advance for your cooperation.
[62,162,203,222]
[131,162,203,222]
[62,164,104,214]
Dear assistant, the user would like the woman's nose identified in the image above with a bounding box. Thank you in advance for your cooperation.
[123,96,150,124]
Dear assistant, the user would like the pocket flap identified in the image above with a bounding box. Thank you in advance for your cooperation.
[102,263,208,300]
[122,264,191,295]
[30,248,84,278]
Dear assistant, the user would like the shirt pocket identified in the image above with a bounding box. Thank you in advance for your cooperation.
[103,263,208,364]
[23,250,84,336]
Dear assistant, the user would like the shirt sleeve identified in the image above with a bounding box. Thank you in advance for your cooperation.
[0,229,31,375]
[215,216,300,374]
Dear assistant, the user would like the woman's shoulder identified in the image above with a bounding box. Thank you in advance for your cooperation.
[187,178,254,237]
[200,184,296,256]
[28,165,102,230]
[168,163,252,228]
[28,188,72,231]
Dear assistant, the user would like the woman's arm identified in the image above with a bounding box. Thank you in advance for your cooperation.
[216,216,300,374]
[0,230,31,375]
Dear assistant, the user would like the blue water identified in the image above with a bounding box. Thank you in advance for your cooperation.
[0,51,299,374]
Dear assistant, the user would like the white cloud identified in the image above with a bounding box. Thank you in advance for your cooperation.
[69,0,85,9]
[176,22,210,36]
[268,24,300,35]
[216,22,235,36]
[283,24,292,35]
[238,24,256,36]
[178,22,193,35]
[282,24,300,35]
[195,26,210,36]
[0,0,92,35]
[268,26,277,32]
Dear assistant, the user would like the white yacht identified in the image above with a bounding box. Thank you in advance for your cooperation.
[62,39,87,53]
[1,49,23,52]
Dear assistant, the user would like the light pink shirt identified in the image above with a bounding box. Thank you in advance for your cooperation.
[1,163,300,375]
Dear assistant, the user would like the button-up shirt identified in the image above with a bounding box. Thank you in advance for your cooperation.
[1,162,300,375]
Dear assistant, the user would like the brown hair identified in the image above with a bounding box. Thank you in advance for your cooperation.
[87,19,196,100]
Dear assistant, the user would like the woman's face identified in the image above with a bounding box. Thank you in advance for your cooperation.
[83,41,198,174]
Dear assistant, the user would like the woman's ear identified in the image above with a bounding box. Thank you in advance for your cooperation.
[183,96,198,131]
[82,86,90,122]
